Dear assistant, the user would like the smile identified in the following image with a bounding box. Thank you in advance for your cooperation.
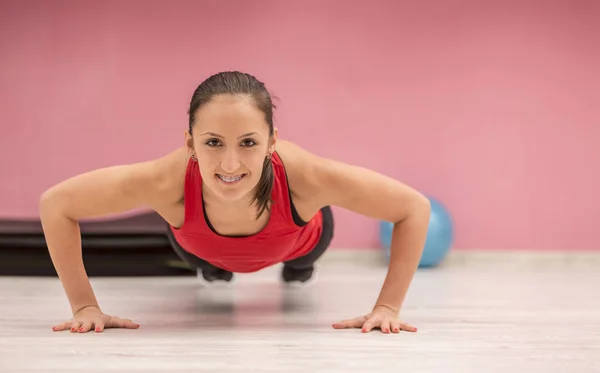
[216,174,246,184]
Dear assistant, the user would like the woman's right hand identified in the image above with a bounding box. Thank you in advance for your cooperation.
[52,305,140,333]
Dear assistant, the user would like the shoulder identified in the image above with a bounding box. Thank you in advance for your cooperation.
[274,139,334,208]
[275,139,429,224]
[136,146,190,205]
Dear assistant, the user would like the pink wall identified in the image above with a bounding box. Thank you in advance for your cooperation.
[1,0,598,250]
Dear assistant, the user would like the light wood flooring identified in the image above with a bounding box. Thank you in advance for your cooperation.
[1,250,599,372]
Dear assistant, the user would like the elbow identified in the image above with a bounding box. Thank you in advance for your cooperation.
[39,186,59,209]
[39,188,54,213]
[397,192,430,224]
[39,186,68,220]
[418,193,431,215]
[416,193,431,221]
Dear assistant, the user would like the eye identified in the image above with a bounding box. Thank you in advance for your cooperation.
[241,139,257,147]
[205,139,222,147]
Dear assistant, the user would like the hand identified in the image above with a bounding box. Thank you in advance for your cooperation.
[332,305,417,334]
[52,305,140,333]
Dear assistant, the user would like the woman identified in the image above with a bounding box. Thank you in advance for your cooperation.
[40,71,431,335]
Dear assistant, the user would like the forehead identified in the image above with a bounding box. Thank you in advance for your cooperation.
[194,95,268,135]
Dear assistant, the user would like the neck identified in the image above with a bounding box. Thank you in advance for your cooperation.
[201,181,258,214]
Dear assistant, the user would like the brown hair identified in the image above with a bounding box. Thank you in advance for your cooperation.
[187,71,276,219]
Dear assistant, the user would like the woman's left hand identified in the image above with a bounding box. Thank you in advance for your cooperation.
[332,305,417,333]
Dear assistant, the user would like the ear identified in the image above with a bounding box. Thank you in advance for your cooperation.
[269,127,278,155]
[184,130,194,151]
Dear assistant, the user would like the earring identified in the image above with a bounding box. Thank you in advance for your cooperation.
[190,152,197,161]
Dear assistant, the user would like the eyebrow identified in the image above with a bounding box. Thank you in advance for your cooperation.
[198,132,258,139]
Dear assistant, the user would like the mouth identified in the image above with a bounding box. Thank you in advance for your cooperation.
[215,173,246,185]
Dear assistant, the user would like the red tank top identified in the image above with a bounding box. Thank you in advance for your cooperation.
[169,151,324,273]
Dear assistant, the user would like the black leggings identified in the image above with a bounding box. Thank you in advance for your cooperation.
[167,206,334,273]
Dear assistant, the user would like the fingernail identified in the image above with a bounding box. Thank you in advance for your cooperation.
[95,327,100,332]
[362,328,367,333]
[393,328,399,332]
[79,327,84,332]
[384,328,389,333]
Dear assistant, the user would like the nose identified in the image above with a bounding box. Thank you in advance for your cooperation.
[219,149,241,174]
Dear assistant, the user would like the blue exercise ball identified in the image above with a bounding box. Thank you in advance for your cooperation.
[379,197,454,268]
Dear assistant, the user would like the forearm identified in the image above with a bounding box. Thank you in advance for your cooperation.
[40,197,100,315]
[374,200,430,313]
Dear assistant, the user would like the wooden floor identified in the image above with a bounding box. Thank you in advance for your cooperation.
[1,250,599,372]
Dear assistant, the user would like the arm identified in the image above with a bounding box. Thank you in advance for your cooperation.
[313,159,431,314]
[276,140,430,332]
[319,160,430,311]
[39,147,187,315]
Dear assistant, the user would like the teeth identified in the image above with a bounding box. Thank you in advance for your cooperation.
[218,174,243,183]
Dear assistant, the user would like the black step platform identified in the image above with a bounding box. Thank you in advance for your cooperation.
[0,212,193,277]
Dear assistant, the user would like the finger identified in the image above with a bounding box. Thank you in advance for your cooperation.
[123,319,140,329]
[390,320,401,333]
[105,316,118,328]
[380,319,391,334]
[399,322,418,332]
[70,320,81,333]
[334,316,367,328]
[332,316,366,329]
[332,320,357,329]
[108,317,139,329]
[78,320,94,333]
[362,316,380,333]
[52,321,71,332]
